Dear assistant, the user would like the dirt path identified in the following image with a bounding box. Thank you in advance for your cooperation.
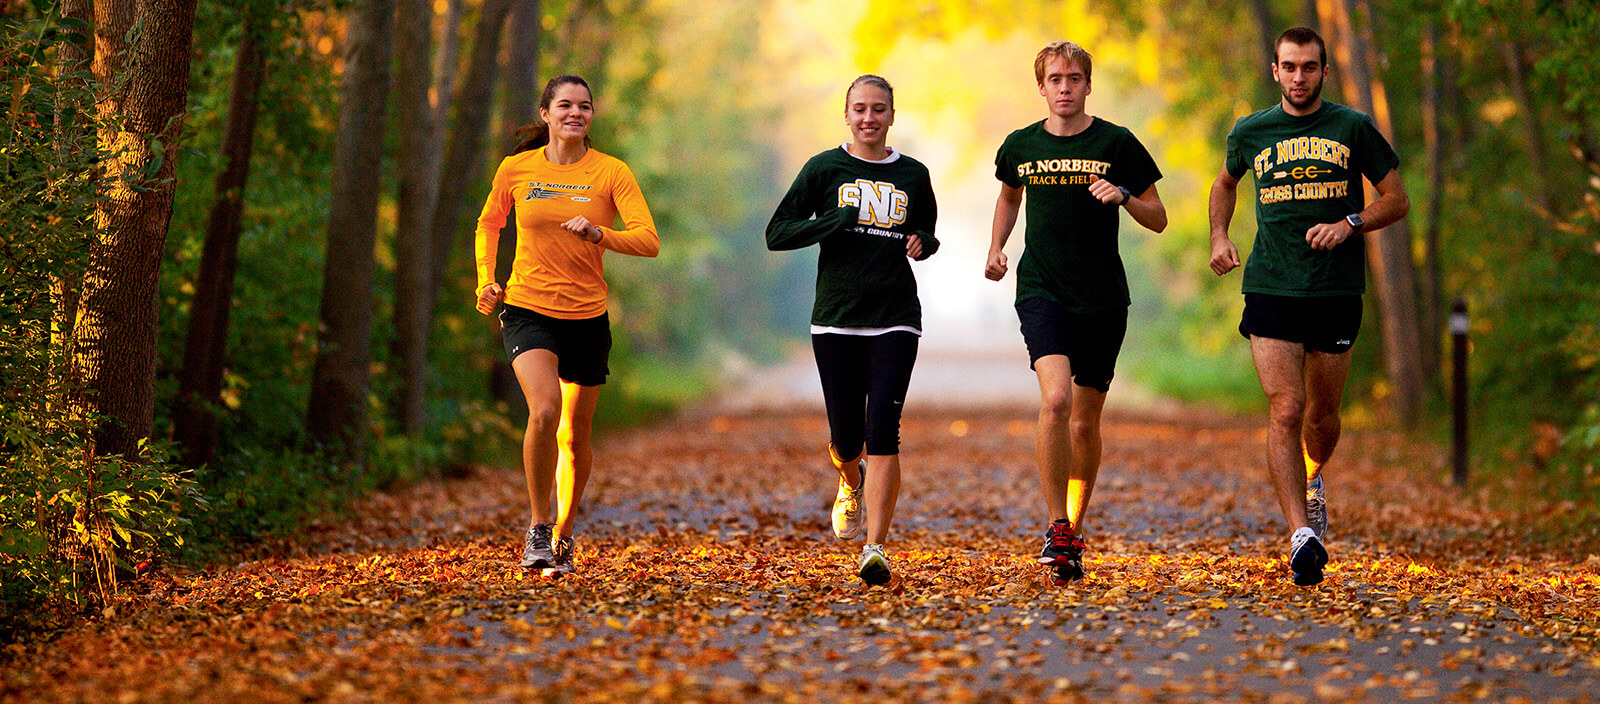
[5,357,1599,703]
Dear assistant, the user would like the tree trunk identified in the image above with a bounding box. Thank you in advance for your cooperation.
[427,0,515,296]
[1417,20,1445,383]
[50,0,94,373]
[1501,41,1558,221]
[1338,0,1423,427]
[1248,0,1278,104]
[389,0,444,437]
[173,3,268,467]
[1312,0,1348,107]
[306,0,395,460]
[73,0,199,457]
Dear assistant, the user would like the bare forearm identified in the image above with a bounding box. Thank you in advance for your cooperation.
[1125,189,1166,233]
[1357,185,1410,233]
[990,195,1020,253]
[1208,178,1238,242]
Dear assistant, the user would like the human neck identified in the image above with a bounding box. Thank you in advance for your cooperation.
[1044,112,1092,137]
[544,138,587,165]
[847,142,891,161]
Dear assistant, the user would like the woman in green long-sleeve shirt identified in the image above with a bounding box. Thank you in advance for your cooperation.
[765,74,939,587]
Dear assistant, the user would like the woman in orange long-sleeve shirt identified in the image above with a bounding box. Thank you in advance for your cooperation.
[474,74,659,576]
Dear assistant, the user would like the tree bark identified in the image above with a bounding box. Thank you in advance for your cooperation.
[1338,0,1423,427]
[173,2,268,467]
[50,0,94,369]
[427,0,515,296]
[306,0,394,460]
[389,0,444,437]
[73,0,199,457]
[1249,0,1278,104]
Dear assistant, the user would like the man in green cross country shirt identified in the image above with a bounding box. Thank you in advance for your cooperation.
[1208,27,1410,587]
[986,40,1168,586]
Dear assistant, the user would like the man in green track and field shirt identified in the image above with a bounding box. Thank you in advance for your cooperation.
[986,40,1168,586]
[1208,27,1410,586]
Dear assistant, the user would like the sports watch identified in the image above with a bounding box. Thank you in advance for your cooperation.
[1117,186,1132,206]
[1344,213,1363,232]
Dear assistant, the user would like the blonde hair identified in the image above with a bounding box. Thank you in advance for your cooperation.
[845,74,894,111]
[1034,41,1092,84]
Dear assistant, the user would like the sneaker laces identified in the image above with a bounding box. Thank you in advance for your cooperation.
[1046,522,1086,552]
[526,523,553,552]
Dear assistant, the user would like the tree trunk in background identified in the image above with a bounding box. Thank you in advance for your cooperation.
[1417,21,1445,382]
[71,0,199,457]
[1312,0,1347,108]
[390,0,444,437]
[173,3,268,467]
[1249,0,1278,104]
[307,0,395,461]
[428,0,515,296]
[1337,0,1423,427]
[1501,42,1558,221]
[485,0,542,408]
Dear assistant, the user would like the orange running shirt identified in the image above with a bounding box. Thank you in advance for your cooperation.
[474,147,659,319]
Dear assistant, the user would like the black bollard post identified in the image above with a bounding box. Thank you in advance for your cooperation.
[1451,298,1469,486]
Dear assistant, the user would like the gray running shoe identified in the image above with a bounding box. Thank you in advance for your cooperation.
[520,523,555,569]
[1290,527,1328,586]
[859,542,891,586]
[544,535,575,576]
[1306,474,1327,540]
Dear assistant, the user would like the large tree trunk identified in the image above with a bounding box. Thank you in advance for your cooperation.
[173,4,268,467]
[427,0,515,296]
[306,0,395,460]
[72,0,199,457]
[1326,0,1424,427]
[389,0,444,437]
[1248,0,1278,104]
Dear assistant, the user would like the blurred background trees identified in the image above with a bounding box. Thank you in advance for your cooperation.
[2,0,1596,634]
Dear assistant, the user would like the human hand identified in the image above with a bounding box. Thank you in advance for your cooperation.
[906,234,923,259]
[562,216,603,243]
[985,249,1009,281]
[1209,237,1240,276]
[1305,220,1355,250]
[1088,175,1124,205]
[476,282,504,315]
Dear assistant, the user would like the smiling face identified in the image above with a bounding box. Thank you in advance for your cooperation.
[1272,41,1326,114]
[845,83,894,150]
[539,82,594,144]
[1038,56,1091,120]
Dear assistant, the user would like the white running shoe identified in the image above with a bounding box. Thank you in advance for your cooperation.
[1290,526,1328,586]
[859,542,891,586]
[1306,474,1327,540]
[831,464,865,540]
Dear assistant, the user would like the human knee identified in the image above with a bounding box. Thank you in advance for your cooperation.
[1039,387,1073,420]
[526,399,561,434]
[1267,394,1306,430]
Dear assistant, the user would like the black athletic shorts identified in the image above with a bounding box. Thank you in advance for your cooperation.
[1015,296,1127,393]
[1238,292,1362,354]
[498,304,611,386]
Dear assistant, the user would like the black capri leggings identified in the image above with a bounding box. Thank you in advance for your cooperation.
[811,331,920,458]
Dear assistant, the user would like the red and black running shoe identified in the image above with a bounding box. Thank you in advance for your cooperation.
[1037,519,1086,582]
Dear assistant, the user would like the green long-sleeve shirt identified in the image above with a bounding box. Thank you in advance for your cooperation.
[766,147,939,330]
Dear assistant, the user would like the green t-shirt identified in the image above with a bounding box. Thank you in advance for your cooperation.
[995,118,1162,313]
[1225,101,1400,297]
[765,146,939,329]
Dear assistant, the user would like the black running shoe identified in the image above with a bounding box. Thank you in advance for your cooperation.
[520,523,555,569]
[1037,520,1086,582]
[1289,527,1327,586]
[544,535,575,577]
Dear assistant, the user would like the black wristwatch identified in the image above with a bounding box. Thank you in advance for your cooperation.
[1344,213,1363,232]
[1117,186,1132,206]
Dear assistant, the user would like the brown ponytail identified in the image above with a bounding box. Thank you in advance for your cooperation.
[511,74,594,154]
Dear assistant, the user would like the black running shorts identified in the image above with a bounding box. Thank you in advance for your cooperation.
[498,304,612,386]
[1015,296,1127,393]
[1238,292,1362,354]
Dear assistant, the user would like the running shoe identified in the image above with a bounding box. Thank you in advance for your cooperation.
[831,463,865,540]
[1289,526,1328,586]
[1305,474,1327,540]
[859,542,891,586]
[544,535,575,577]
[520,523,555,569]
[1037,519,1086,582]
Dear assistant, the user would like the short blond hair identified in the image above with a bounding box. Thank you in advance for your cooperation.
[1034,41,1092,84]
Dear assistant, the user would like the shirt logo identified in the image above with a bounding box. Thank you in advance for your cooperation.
[838,179,908,227]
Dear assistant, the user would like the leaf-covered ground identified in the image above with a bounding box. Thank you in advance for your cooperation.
[5,398,1599,702]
